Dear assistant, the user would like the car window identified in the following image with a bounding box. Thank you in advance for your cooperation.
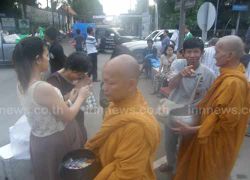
[145,31,159,40]
[156,32,164,41]
[154,31,174,41]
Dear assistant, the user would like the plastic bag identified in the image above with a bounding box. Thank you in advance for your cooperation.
[2,34,19,43]
[81,92,98,113]
[9,115,31,159]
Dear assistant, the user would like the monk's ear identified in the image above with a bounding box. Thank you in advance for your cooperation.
[128,79,137,91]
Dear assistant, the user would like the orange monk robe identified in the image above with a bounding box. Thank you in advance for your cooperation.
[174,64,250,180]
[85,90,161,180]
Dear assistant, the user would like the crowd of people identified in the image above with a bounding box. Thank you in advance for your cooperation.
[11,24,250,180]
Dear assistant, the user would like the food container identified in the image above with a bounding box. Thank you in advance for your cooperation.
[167,105,200,128]
[59,149,101,180]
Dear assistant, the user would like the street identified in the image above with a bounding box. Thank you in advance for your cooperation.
[0,38,249,180]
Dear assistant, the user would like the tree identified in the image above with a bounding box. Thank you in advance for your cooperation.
[67,0,104,22]
[135,0,149,13]
[158,0,250,37]
[158,0,202,30]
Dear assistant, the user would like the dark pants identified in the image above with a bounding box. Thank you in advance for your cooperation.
[141,54,154,78]
[88,53,98,81]
[75,47,83,52]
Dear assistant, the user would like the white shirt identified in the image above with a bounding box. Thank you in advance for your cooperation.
[18,81,65,137]
[170,30,179,51]
[201,46,220,77]
[86,35,97,54]
[169,59,216,104]
[160,54,177,73]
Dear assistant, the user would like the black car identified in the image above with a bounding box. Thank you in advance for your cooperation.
[95,27,138,52]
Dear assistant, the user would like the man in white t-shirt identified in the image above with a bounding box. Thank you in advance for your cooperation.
[159,38,215,175]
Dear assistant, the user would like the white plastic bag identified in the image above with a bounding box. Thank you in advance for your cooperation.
[9,115,31,159]
[2,34,19,43]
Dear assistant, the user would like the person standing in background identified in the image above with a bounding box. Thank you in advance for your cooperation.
[161,29,170,54]
[245,26,250,54]
[45,27,66,74]
[184,25,193,41]
[201,38,220,77]
[86,27,99,82]
[170,25,179,53]
[74,29,85,52]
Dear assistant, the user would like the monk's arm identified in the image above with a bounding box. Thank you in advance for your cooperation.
[94,124,151,180]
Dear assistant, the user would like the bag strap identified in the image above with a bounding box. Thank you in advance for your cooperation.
[186,74,203,105]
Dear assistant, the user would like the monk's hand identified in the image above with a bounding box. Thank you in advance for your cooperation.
[171,120,196,136]
[180,65,195,77]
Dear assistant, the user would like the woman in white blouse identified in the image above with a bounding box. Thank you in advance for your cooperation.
[13,37,90,180]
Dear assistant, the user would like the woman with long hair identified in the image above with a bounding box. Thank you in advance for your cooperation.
[13,37,90,180]
[152,44,177,94]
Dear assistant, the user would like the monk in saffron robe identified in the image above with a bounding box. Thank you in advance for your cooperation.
[85,54,161,180]
[172,35,250,180]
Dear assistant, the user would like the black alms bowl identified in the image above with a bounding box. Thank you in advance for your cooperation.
[59,149,101,180]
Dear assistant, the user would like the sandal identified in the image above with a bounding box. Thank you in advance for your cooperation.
[159,163,174,173]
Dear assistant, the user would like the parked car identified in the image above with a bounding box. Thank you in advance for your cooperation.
[95,27,138,52]
[0,33,16,65]
[122,29,176,64]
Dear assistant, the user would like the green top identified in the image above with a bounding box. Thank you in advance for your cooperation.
[184,32,193,41]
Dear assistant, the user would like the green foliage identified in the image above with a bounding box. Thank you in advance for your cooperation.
[158,0,250,37]
[69,0,104,22]
[158,0,203,29]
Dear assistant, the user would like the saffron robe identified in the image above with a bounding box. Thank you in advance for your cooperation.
[174,64,250,180]
[85,90,161,180]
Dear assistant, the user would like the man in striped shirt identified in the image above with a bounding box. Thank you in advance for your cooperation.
[86,27,99,82]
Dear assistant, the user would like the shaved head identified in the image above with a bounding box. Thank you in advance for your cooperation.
[105,54,140,81]
[102,55,140,102]
[217,35,244,59]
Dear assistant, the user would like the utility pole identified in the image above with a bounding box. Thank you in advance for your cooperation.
[20,3,25,19]
[213,0,220,35]
[154,0,158,30]
[235,12,241,35]
[51,0,54,25]
[178,0,186,50]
